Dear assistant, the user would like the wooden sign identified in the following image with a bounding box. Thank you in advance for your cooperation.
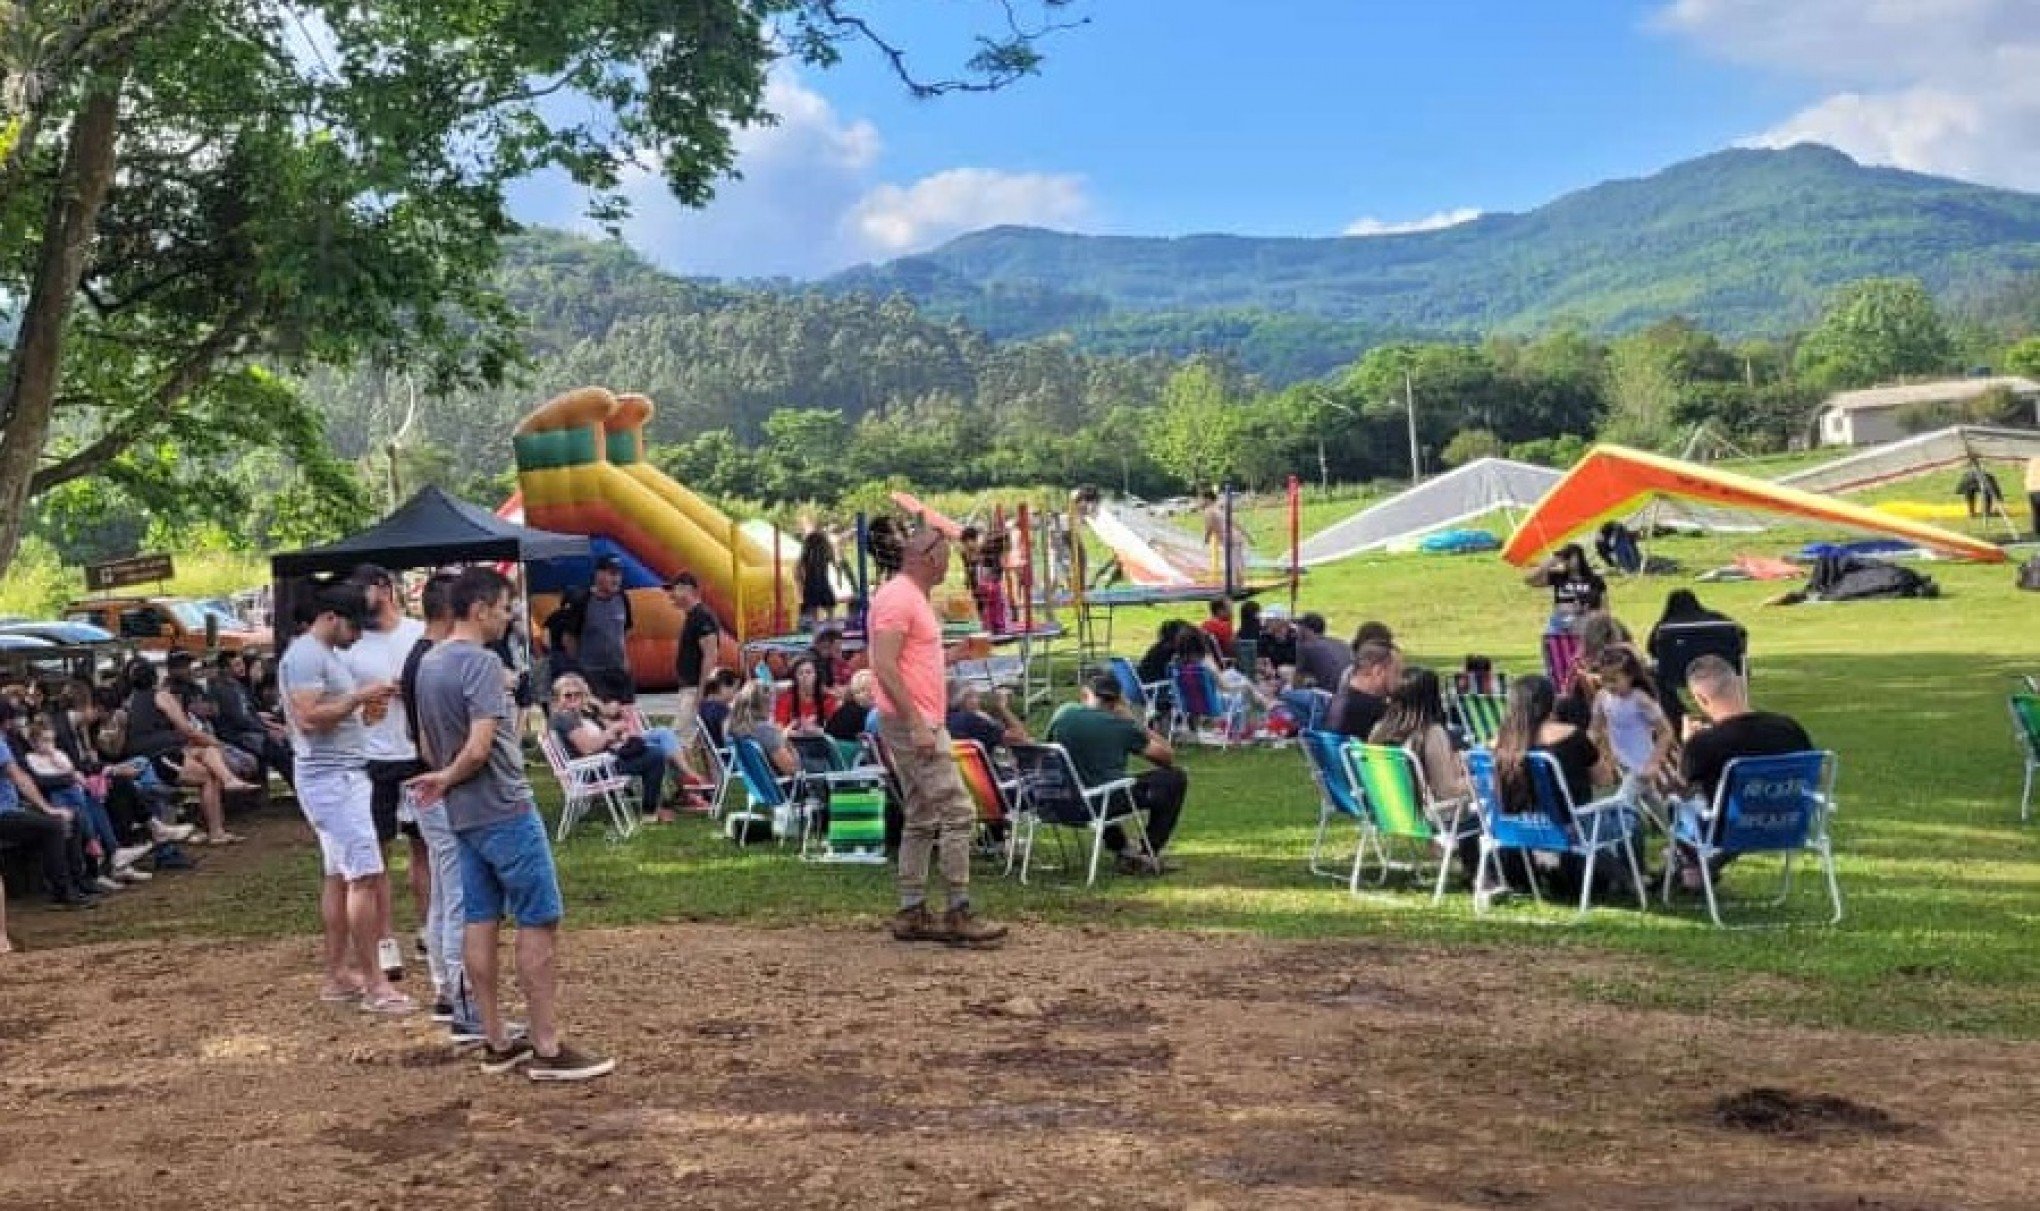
[84,553,175,593]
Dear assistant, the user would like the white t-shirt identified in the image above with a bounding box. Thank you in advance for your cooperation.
[342,616,426,763]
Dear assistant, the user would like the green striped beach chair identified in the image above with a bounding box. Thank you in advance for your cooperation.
[1345,742,1478,903]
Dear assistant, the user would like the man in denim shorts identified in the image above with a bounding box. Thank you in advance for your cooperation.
[410,566,614,1083]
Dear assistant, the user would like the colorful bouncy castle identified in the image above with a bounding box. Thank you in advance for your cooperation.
[513,387,794,689]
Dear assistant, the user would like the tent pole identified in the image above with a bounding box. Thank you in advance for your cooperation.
[728,517,746,659]
[854,512,869,630]
[1223,482,1237,599]
[772,521,784,635]
[1287,474,1300,615]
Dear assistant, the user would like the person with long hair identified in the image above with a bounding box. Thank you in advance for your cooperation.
[726,680,798,777]
[797,529,838,626]
[1588,647,1675,795]
[1492,675,1601,825]
[121,658,252,845]
[772,655,834,735]
[1526,543,1606,634]
[867,515,905,580]
[1368,664,1481,883]
[975,528,1011,634]
[1646,589,1744,731]
[548,673,670,812]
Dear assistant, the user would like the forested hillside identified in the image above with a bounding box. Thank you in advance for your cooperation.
[827,146,2040,349]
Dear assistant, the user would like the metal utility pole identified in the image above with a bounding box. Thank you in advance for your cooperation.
[1403,368,1421,484]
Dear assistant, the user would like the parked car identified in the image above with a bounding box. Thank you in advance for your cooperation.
[0,634,55,651]
[0,620,116,646]
[62,596,272,654]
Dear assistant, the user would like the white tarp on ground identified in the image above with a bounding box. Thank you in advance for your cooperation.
[1297,458,1562,565]
[1776,425,2040,495]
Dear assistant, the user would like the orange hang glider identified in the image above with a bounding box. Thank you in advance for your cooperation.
[1500,445,2006,567]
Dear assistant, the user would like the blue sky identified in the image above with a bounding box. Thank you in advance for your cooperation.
[507,0,2040,279]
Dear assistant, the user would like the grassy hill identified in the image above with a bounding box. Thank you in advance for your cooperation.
[826,144,2040,345]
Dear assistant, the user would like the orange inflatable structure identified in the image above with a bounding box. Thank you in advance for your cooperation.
[1501,445,2006,567]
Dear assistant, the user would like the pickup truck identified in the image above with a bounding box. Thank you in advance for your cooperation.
[63,596,273,655]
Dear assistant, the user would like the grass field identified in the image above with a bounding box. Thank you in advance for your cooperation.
[45,463,2040,1044]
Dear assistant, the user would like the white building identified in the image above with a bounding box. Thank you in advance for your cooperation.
[1818,376,2040,447]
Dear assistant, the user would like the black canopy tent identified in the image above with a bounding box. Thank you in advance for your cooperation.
[269,486,589,634]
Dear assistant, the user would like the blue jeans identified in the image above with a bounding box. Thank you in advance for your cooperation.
[411,793,467,1013]
[456,808,563,928]
[49,786,118,867]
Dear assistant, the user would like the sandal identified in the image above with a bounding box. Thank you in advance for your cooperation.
[359,990,418,1016]
[209,832,245,846]
[319,985,365,1003]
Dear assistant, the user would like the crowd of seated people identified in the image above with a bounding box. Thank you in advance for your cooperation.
[0,661,268,931]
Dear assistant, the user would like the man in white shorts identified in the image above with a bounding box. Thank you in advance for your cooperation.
[279,583,412,1016]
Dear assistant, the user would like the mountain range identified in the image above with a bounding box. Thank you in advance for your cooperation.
[822,144,2040,371]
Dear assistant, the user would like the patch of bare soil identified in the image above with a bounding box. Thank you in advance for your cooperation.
[2,901,2037,1207]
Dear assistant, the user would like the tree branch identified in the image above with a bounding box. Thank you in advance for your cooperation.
[808,0,1086,98]
[29,300,259,494]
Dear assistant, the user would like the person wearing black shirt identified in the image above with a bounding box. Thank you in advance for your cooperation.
[1328,643,1399,740]
[666,573,721,781]
[1673,655,1813,889]
[1135,620,1188,687]
[1527,544,1606,633]
[1491,674,1618,900]
[823,670,875,743]
[1258,607,1298,672]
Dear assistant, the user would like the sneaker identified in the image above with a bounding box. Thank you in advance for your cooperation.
[149,820,197,844]
[527,1042,617,1082]
[92,875,125,894]
[376,937,405,983]
[451,1019,527,1047]
[112,844,154,870]
[941,906,1008,949]
[115,866,152,883]
[890,904,951,944]
[431,999,456,1024]
[50,890,99,910]
[478,1039,535,1075]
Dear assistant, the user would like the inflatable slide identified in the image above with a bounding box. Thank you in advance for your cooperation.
[514,388,793,689]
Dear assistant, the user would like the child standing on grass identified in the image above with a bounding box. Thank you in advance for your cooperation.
[1589,647,1677,808]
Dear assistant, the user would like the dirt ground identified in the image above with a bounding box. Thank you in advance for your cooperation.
[3,863,2037,1207]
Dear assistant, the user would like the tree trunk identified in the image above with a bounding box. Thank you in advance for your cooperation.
[0,69,125,575]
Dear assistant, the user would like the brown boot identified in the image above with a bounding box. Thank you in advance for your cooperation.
[942,905,1008,949]
[890,904,952,943]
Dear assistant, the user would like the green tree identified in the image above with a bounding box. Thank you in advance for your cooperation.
[1143,362,1246,491]
[1793,277,1955,391]
[0,2,1081,573]
[1441,429,1503,467]
[2003,336,2040,379]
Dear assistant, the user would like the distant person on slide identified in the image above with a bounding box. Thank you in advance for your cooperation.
[1200,487,1247,586]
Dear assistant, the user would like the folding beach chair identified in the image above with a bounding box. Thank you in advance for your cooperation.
[1107,655,1169,730]
[787,732,888,864]
[1542,630,1585,689]
[1298,729,1370,881]
[1449,691,1508,747]
[2010,693,2040,822]
[729,736,819,855]
[1463,748,1647,918]
[696,714,737,819]
[1008,742,1154,887]
[1651,620,1749,724]
[539,731,640,843]
[952,738,1020,866]
[1346,742,1479,903]
[1173,662,1247,747]
[1663,751,1841,928]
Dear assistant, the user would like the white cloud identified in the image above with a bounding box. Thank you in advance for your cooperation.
[847,168,1091,255]
[1658,0,2040,190]
[518,71,1090,279]
[1341,207,1483,238]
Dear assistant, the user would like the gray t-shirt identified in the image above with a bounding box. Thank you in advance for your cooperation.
[577,591,629,672]
[278,632,365,773]
[414,639,534,833]
[1296,633,1350,692]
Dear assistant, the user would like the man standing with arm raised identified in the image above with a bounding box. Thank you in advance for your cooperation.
[870,528,1007,948]
[410,567,615,1081]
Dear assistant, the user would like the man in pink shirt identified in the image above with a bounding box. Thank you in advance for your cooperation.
[869,527,1007,948]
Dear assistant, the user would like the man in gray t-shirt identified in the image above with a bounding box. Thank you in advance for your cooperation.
[409,566,613,1083]
[573,557,634,702]
[278,584,410,1015]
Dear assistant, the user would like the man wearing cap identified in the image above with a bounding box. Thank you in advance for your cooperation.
[278,583,412,1015]
[341,563,427,987]
[869,527,1007,947]
[1047,674,1189,874]
[573,556,635,704]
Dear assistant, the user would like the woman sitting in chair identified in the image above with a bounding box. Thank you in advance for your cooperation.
[1367,665,1480,883]
[1491,674,1613,897]
[726,681,799,778]
[549,674,673,813]
[772,655,835,735]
